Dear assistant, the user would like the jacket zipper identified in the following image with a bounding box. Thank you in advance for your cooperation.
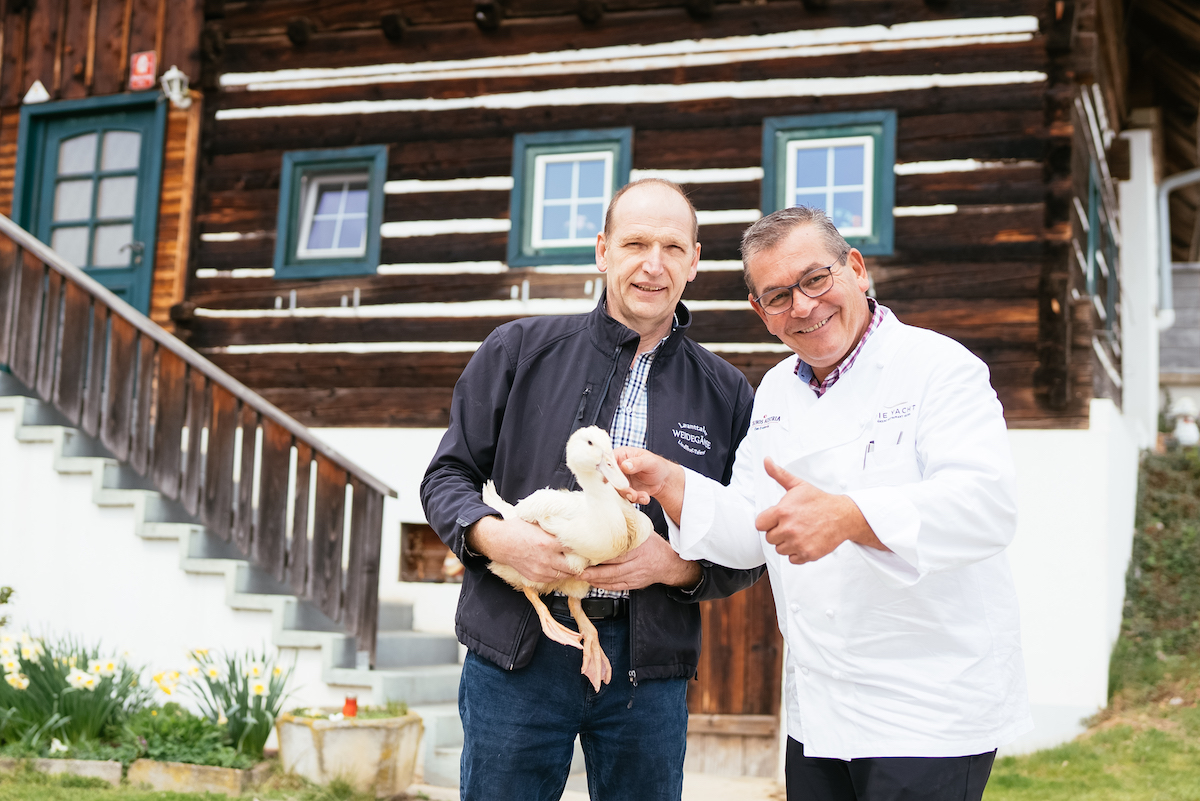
[588,346,623,427]
[575,387,590,421]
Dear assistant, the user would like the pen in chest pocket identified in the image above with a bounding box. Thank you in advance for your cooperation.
[862,440,874,469]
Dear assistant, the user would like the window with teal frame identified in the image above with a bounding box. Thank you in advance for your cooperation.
[1085,165,1119,333]
[273,146,387,279]
[761,111,896,256]
[508,128,632,267]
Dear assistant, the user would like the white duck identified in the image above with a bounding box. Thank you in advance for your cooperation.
[482,426,654,691]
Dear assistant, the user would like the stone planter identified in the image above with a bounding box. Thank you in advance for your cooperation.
[277,711,424,797]
[0,757,121,786]
[126,759,272,795]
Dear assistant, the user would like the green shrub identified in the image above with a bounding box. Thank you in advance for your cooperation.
[125,703,254,769]
[182,648,292,761]
[0,633,151,750]
[0,587,12,630]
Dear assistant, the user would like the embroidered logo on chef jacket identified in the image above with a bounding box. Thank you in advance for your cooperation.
[751,414,782,432]
[876,402,916,423]
[673,422,712,455]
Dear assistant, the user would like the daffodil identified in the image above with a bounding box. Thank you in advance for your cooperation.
[245,662,266,679]
[67,655,76,667]
[191,648,209,658]
[0,645,12,658]
[66,668,89,689]
[18,632,31,645]
[273,666,283,677]
[4,672,28,690]
[49,738,68,754]
[81,673,98,691]
[152,670,179,696]
[187,666,200,677]
[250,679,268,696]
[88,658,117,676]
[206,665,222,679]
[1,657,18,674]
[20,642,43,661]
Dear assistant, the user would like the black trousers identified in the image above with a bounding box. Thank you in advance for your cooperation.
[785,739,996,801]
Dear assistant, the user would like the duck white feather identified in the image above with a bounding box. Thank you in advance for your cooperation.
[481,425,653,690]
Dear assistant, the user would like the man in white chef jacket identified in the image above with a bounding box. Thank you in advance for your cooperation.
[615,206,1032,800]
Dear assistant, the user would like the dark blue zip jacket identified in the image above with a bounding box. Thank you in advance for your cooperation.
[420,294,762,681]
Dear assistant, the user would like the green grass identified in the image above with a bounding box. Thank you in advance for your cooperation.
[984,450,1200,800]
[0,761,380,800]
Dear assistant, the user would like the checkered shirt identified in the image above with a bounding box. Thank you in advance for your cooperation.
[795,299,888,398]
[584,332,670,600]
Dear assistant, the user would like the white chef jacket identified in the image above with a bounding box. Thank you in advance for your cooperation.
[670,314,1033,759]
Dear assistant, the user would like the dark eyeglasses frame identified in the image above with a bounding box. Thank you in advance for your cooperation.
[753,249,851,315]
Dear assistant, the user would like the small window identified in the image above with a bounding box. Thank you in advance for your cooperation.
[762,111,896,256]
[508,129,631,267]
[273,146,387,279]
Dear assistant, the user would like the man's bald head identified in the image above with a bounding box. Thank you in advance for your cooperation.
[604,178,698,243]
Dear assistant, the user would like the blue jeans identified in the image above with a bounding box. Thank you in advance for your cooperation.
[459,615,688,801]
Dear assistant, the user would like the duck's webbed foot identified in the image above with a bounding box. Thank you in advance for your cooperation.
[524,588,583,650]
[568,596,612,692]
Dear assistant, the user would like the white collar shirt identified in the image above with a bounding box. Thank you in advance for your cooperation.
[667,314,1032,759]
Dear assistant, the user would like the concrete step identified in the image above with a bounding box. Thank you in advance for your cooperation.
[375,631,461,669]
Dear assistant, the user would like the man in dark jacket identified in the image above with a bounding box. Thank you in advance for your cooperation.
[420,179,761,801]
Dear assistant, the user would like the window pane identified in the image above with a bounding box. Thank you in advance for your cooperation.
[832,146,865,186]
[54,179,94,221]
[543,162,573,200]
[793,148,827,189]
[93,224,133,267]
[96,176,138,219]
[343,184,369,215]
[794,192,828,212]
[306,219,336,251]
[51,226,89,266]
[541,205,572,241]
[58,134,97,176]
[337,216,367,250]
[314,185,344,216]
[101,131,141,171]
[577,160,606,199]
[575,203,604,238]
[832,192,864,229]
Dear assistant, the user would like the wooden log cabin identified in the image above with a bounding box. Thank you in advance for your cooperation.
[0,0,1165,781]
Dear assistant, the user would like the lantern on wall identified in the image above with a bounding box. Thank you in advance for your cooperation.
[160,65,192,110]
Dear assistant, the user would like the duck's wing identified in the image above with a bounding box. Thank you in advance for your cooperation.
[512,488,588,536]
[481,480,518,519]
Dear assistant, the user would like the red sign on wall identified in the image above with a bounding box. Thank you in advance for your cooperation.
[129,51,157,91]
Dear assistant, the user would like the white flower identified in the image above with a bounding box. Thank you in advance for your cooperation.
[1,657,18,674]
[49,738,68,754]
[0,645,13,658]
[20,641,43,661]
[187,666,201,677]
[152,671,179,696]
[206,665,222,680]
[18,632,32,645]
[328,712,344,721]
[80,673,98,691]
[245,662,266,679]
[4,672,28,690]
[0,632,14,646]
[249,679,268,696]
[88,658,118,677]
[66,668,90,689]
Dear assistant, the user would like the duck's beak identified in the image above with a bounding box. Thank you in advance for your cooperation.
[598,450,631,491]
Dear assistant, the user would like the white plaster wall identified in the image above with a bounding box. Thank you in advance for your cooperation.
[1003,399,1139,753]
[0,409,349,712]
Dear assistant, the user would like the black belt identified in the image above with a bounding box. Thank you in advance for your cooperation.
[546,595,628,620]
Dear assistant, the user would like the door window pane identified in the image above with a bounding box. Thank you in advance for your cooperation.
[54,179,94,221]
[97,176,138,219]
[101,131,141,171]
[93,224,133,267]
[58,134,97,176]
[51,226,89,266]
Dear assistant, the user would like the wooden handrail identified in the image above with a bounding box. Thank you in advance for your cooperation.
[0,213,395,499]
[0,214,394,665]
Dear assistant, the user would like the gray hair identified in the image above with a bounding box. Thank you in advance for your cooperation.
[740,206,851,294]
[605,178,698,243]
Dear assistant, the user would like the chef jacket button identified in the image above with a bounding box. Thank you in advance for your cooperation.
[801,666,810,676]
[789,603,799,613]
[825,608,835,618]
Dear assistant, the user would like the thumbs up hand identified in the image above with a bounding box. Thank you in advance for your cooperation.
[755,458,884,564]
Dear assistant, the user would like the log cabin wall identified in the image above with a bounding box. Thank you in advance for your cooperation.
[180,0,1118,433]
[0,0,204,329]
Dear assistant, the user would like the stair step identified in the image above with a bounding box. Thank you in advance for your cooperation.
[375,631,460,669]
[377,664,461,704]
[377,601,415,632]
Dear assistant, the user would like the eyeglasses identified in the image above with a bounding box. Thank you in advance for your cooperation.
[752,250,850,315]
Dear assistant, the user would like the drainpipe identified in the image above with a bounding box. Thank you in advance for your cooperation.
[1157,167,1200,330]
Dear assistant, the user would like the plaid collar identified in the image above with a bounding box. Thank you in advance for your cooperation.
[795,299,888,398]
